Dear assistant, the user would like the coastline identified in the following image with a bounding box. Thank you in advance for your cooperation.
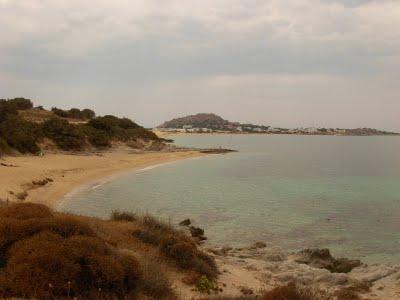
[0,150,204,208]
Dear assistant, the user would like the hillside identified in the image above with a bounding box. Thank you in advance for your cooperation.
[158,113,398,136]
[158,113,270,133]
[0,98,160,156]
[158,113,230,130]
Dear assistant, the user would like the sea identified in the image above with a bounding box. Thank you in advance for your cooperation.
[56,134,400,263]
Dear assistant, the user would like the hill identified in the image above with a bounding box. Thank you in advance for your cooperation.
[158,113,230,130]
[0,98,160,156]
[158,113,269,133]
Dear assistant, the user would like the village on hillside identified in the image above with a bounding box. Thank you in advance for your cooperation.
[157,113,399,136]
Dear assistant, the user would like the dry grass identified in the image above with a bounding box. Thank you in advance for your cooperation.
[111,210,137,222]
[138,257,176,299]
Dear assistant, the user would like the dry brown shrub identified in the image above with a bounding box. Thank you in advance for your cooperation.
[334,288,361,300]
[160,234,218,279]
[138,257,176,299]
[111,210,137,222]
[0,203,142,299]
[0,202,53,219]
[0,215,95,262]
[261,283,316,300]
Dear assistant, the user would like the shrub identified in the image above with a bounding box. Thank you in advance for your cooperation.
[0,203,141,299]
[138,258,175,298]
[42,118,86,150]
[261,283,317,300]
[111,210,136,222]
[0,100,18,123]
[1,232,141,299]
[51,107,69,118]
[0,138,11,156]
[0,202,52,220]
[80,125,111,148]
[0,116,42,153]
[51,107,95,120]
[7,98,33,110]
[87,115,159,142]
[132,215,218,279]
[196,275,218,294]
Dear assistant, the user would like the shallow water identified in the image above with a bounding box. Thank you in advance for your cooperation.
[57,135,400,263]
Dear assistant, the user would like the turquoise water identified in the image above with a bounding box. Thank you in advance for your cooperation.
[57,135,400,263]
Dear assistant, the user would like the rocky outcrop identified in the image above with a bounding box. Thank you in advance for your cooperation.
[179,218,191,226]
[292,248,361,273]
[204,244,400,299]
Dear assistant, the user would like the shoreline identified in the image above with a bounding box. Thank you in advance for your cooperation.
[0,150,205,208]
[154,130,400,138]
[1,150,400,298]
[54,155,206,211]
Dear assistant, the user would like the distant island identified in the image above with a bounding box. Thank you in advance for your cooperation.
[157,113,399,136]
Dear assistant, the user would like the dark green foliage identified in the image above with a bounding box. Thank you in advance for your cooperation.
[0,98,159,153]
[0,116,42,154]
[6,98,33,110]
[42,118,86,150]
[0,138,11,156]
[79,125,111,148]
[0,100,18,123]
[87,115,159,142]
[51,107,69,118]
[51,107,96,120]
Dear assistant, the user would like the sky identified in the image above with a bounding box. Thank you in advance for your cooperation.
[0,0,399,130]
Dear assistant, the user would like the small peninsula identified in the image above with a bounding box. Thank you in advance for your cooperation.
[157,113,399,136]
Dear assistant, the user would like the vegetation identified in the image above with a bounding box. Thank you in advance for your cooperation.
[0,203,142,299]
[42,118,86,151]
[111,210,137,222]
[52,107,95,120]
[118,213,218,279]
[196,275,219,294]
[0,98,160,154]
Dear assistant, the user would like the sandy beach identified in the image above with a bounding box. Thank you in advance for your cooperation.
[0,150,203,208]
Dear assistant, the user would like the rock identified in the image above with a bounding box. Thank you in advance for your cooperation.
[179,218,191,226]
[189,226,205,238]
[293,248,361,273]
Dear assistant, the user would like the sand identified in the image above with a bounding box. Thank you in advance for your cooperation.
[0,150,203,208]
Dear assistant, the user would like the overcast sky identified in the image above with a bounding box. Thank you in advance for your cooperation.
[0,0,399,129]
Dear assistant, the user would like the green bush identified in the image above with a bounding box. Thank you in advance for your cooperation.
[88,116,158,141]
[0,116,41,154]
[0,100,18,123]
[7,98,33,110]
[51,107,95,120]
[0,138,11,156]
[42,118,86,150]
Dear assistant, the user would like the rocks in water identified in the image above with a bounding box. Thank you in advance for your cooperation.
[293,248,361,273]
[179,218,191,226]
[189,226,206,240]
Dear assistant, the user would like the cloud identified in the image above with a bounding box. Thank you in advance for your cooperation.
[0,0,398,129]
